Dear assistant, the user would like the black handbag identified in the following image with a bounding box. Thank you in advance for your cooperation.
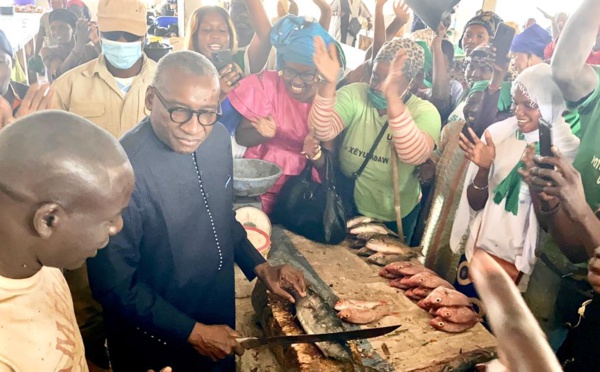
[271,150,346,244]
[348,17,361,37]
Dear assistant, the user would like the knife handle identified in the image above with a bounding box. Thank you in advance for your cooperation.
[236,337,262,350]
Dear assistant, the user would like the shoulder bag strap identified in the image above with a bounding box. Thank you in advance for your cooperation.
[352,121,389,179]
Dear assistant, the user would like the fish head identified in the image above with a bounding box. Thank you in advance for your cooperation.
[434,297,442,304]
[437,320,446,328]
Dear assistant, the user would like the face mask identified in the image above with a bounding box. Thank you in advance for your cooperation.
[101,38,143,70]
[368,88,388,110]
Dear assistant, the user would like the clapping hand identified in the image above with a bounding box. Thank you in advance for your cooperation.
[251,115,277,139]
[313,36,341,85]
[459,128,495,170]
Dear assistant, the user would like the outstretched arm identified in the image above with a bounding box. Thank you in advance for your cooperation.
[551,0,600,102]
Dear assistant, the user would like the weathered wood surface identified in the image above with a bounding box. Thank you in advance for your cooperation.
[236,227,497,371]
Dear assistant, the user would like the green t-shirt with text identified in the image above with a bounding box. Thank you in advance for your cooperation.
[567,65,600,211]
[335,83,442,221]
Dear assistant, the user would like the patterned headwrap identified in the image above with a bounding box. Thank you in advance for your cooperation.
[510,24,552,58]
[465,48,491,66]
[415,40,432,74]
[459,10,504,49]
[270,15,346,71]
[374,38,425,81]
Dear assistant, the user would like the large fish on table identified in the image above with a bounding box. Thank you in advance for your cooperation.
[294,289,356,363]
[365,236,421,257]
[349,223,399,237]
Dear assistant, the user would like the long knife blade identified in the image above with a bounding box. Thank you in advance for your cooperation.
[237,324,401,350]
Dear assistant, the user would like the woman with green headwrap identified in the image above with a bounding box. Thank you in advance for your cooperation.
[309,38,441,242]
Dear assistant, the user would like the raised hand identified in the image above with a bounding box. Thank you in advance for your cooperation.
[218,64,242,100]
[393,1,410,25]
[459,128,495,170]
[251,115,277,139]
[15,82,54,120]
[75,18,91,47]
[381,49,409,96]
[89,21,100,44]
[313,36,341,85]
[537,7,554,21]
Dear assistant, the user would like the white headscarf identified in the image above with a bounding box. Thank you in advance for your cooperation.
[450,63,580,276]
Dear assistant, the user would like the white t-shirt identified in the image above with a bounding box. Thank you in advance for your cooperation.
[0,267,88,371]
[114,76,136,95]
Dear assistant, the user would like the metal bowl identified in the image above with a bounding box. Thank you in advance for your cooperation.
[233,159,282,197]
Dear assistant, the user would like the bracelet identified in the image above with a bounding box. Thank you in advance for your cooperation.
[472,181,488,191]
[308,148,323,161]
[488,83,501,92]
[540,202,561,215]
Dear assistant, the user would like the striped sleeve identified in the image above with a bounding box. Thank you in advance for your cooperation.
[389,109,435,165]
[309,93,345,142]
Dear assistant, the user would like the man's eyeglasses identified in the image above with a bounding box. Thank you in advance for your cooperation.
[152,87,221,126]
[101,31,143,42]
[280,65,319,83]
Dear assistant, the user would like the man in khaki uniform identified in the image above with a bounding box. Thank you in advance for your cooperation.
[51,0,155,369]
[52,0,156,139]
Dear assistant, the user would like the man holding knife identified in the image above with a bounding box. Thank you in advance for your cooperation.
[87,50,307,371]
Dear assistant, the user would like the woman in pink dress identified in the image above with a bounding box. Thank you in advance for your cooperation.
[229,15,345,214]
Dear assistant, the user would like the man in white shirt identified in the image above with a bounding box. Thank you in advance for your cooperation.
[0,111,134,371]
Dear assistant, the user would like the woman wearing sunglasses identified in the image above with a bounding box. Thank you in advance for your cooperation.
[229,15,345,214]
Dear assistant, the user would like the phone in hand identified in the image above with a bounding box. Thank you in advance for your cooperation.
[461,122,475,144]
[537,118,554,170]
[211,49,234,71]
[491,23,516,66]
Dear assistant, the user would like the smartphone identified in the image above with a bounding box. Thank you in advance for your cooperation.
[461,122,475,144]
[537,118,554,170]
[491,23,516,66]
[211,49,234,71]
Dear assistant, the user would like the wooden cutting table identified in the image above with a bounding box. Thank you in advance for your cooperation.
[235,228,496,371]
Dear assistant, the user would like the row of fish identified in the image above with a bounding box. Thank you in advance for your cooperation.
[333,299,399,325]
[380,262,481,333]
[346,218,422,265]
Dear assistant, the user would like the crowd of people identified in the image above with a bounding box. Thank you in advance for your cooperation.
[1,0,600,371]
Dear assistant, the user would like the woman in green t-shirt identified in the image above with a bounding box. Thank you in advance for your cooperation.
[309,38,441,243]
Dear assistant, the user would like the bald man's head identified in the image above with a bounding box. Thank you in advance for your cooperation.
[0,111,135,273]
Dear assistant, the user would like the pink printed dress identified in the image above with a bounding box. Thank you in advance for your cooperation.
[228,71,315,214]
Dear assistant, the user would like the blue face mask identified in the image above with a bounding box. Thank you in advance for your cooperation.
[101,38,143,70]
[367,87,388,110]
